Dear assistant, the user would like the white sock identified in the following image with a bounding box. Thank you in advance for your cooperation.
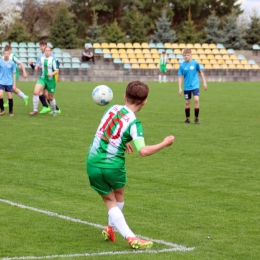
[18,91,26,99]
[50,99,56,113]
[109,202,124,227]
[108,206,135,239]
[159,75,162,82]
[33,95,39,112]
[163,75,166,82]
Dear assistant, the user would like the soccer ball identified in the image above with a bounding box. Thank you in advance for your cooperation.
[92,85,113,106]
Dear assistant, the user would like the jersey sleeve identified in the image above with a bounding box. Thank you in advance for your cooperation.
[52,58,57,71]
[36,54,42,66]
[12,62,16,73]
[195,60,201,72]
[13,54,21,64]
[130,121,145,152]
[178,64,183,75]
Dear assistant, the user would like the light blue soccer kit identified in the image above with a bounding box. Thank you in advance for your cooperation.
[0,59,16,92]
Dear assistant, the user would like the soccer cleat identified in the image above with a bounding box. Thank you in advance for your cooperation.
[49,109,61,114]
[3,102,8,108]
[194,118,200,124]
[102,226,116,242]
[29,111,38,116]
[127,237,153,249]
[0,110,5,116]
[184,119,190,124]
[9,113,14,117]
[24,96,29,106]
[39,106,51,114]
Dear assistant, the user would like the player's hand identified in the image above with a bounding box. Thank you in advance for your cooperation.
[163,135,175,147]
[48,73,53,77]
[29,61,33,65]
[23,72,27,79]
[204,83,207,90]
[179,89,182,96]
[126,143,134,154]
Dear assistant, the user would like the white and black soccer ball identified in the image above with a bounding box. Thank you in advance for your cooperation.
[92,85,113,106]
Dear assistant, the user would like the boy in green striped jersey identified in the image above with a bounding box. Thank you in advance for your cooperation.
[29,46,59,116]
[3,45,29,107]
[158,52,169,83]
[86,81,175,249]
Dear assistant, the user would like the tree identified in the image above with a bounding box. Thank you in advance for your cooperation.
[85,11,105,44]
[105,20,126,43]
[244,10,260,46]
[49,5,78,49]
[6,23,30,42]
[151,9,177,43]
[178,11,201,44]
[222,14,247,49]
[204,13,224,43]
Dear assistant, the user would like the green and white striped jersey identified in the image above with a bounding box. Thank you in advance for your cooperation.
[37,56,57,81]
[87,105,144,168]
[159,55,168,65]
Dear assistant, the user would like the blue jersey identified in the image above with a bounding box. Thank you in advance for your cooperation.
[178,59,201,91]
[0,59,16,85]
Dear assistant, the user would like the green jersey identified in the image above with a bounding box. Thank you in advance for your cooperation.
[37,56,57,81]
[87,105,144,168]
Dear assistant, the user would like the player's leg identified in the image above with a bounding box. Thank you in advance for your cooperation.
[184,91,191,123]
[163,70,167,83]
[158,71,162,83]
[0,87,5,115]
[38,89,51,114]
[6,87,14,116]
[45,81,57,116]
[12,85,29,106]
[30,83,44,116]
[193,89,200,124]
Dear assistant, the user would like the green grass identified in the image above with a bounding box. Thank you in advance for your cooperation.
[0,81,260,260]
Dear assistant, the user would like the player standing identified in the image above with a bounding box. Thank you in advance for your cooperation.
[3,45,29,107]
[178,48,207,124]
[29,46,59,116]
[0,49,16,116]
[158,52,169,83]
[86,81,175,249]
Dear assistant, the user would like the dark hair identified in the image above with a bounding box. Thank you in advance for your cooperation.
[39,40,47,46]
[125,81,149,105]
[4,44,11,51]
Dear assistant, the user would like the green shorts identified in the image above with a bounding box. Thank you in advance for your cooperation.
[86,164,127,195]
[37,78,56,94]
[160,65,167,73]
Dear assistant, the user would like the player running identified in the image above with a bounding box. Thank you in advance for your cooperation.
[86,81,175,249]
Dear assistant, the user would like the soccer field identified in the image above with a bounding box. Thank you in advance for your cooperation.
[1,81,259,260]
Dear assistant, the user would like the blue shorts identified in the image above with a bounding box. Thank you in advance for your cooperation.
[0,85,13,92]
[184,88,199,100]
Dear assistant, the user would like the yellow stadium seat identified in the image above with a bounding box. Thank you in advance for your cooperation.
[109,43,117,48]
[172,43,179,48]
[205,64,213,69]
[136,53,144,59]
[120,53,128,59]
[207,54,214,60]
[146,58,154,64]
[217,59,224,64]
[194,43,202,49]
[150,49,158,54]
[170,58,178,64]
[186,43,193,48]
[228,64,236,69]
[212,64,221,69]
[219,49,227,54]
[243,64,251,69]
[215,54,222,60]
[222,54,230,60]
[141,42,149,48]
[211,49,220,54]
[144,53,152,59]
[202,43,209,49]
[192,54,200,59]
[102,49,110,54]
[134,49,142,54]
[209,59,217,64]
[166,64,173,69]
[164,43,172,48]
[152,53,160,59]
[142,49,150,54]
[93,43,101,48]
[118,49,126,54]
[126,49,134,54]
[117,43,125,48]
[179,43,186,49]
[128,53,136,59]
[130,58,138,63]
[230,54,238,60]
[110,49,118,53]
[112,53,120,58]
[209,43,217,49]
[252,64,260,69]
[196,58,202,63]
[236,64,244,69]
[221,64,229,69]
[122,58,130,63]
[174,49,182,54]
[132,63,140,69]
[137,58,145,63]
[125,43,133,48]
[196,49,205,54]
[101,43,109,48]
[148,63,157,69]
[232,60,240,65]
[191,48,197,54]
[240,60,248,65]
[140,63,148,69]
[173,63,179,69]
[199,54,207,60]
[204,49,212,54]
[202,59,210,64]
[225,59,233,65]
[133,42,141,48]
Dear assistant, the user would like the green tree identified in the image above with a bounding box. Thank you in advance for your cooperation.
[244,10,260,46]
[49,5,77,49]
[6,23,30,42]
[177,11,201,44]
[204,13,223,43]
[85,11,104,44]
[105,20,126,43]
[151,9,177,43]
[222,14,247,49]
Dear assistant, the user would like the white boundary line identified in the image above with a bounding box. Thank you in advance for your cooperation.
[0,198,194,260]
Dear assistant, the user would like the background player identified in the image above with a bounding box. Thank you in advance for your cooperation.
[158,51,168,83]
[3,45,28,108]
[178,48,207,124]
[86,81,175,249]
[0,49,16,116]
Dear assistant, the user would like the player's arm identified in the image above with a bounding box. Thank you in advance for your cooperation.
[199,70,207,90]
[12,72,16,89]
[48,59,58,77]
[18,61,27,78]
[178,75,183,95]
[134,136,175,157]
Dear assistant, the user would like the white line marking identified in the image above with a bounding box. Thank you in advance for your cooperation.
[0,198,194,260]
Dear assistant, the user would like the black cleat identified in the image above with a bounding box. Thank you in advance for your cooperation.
[184,119,190,124]
[194,118,200,124]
